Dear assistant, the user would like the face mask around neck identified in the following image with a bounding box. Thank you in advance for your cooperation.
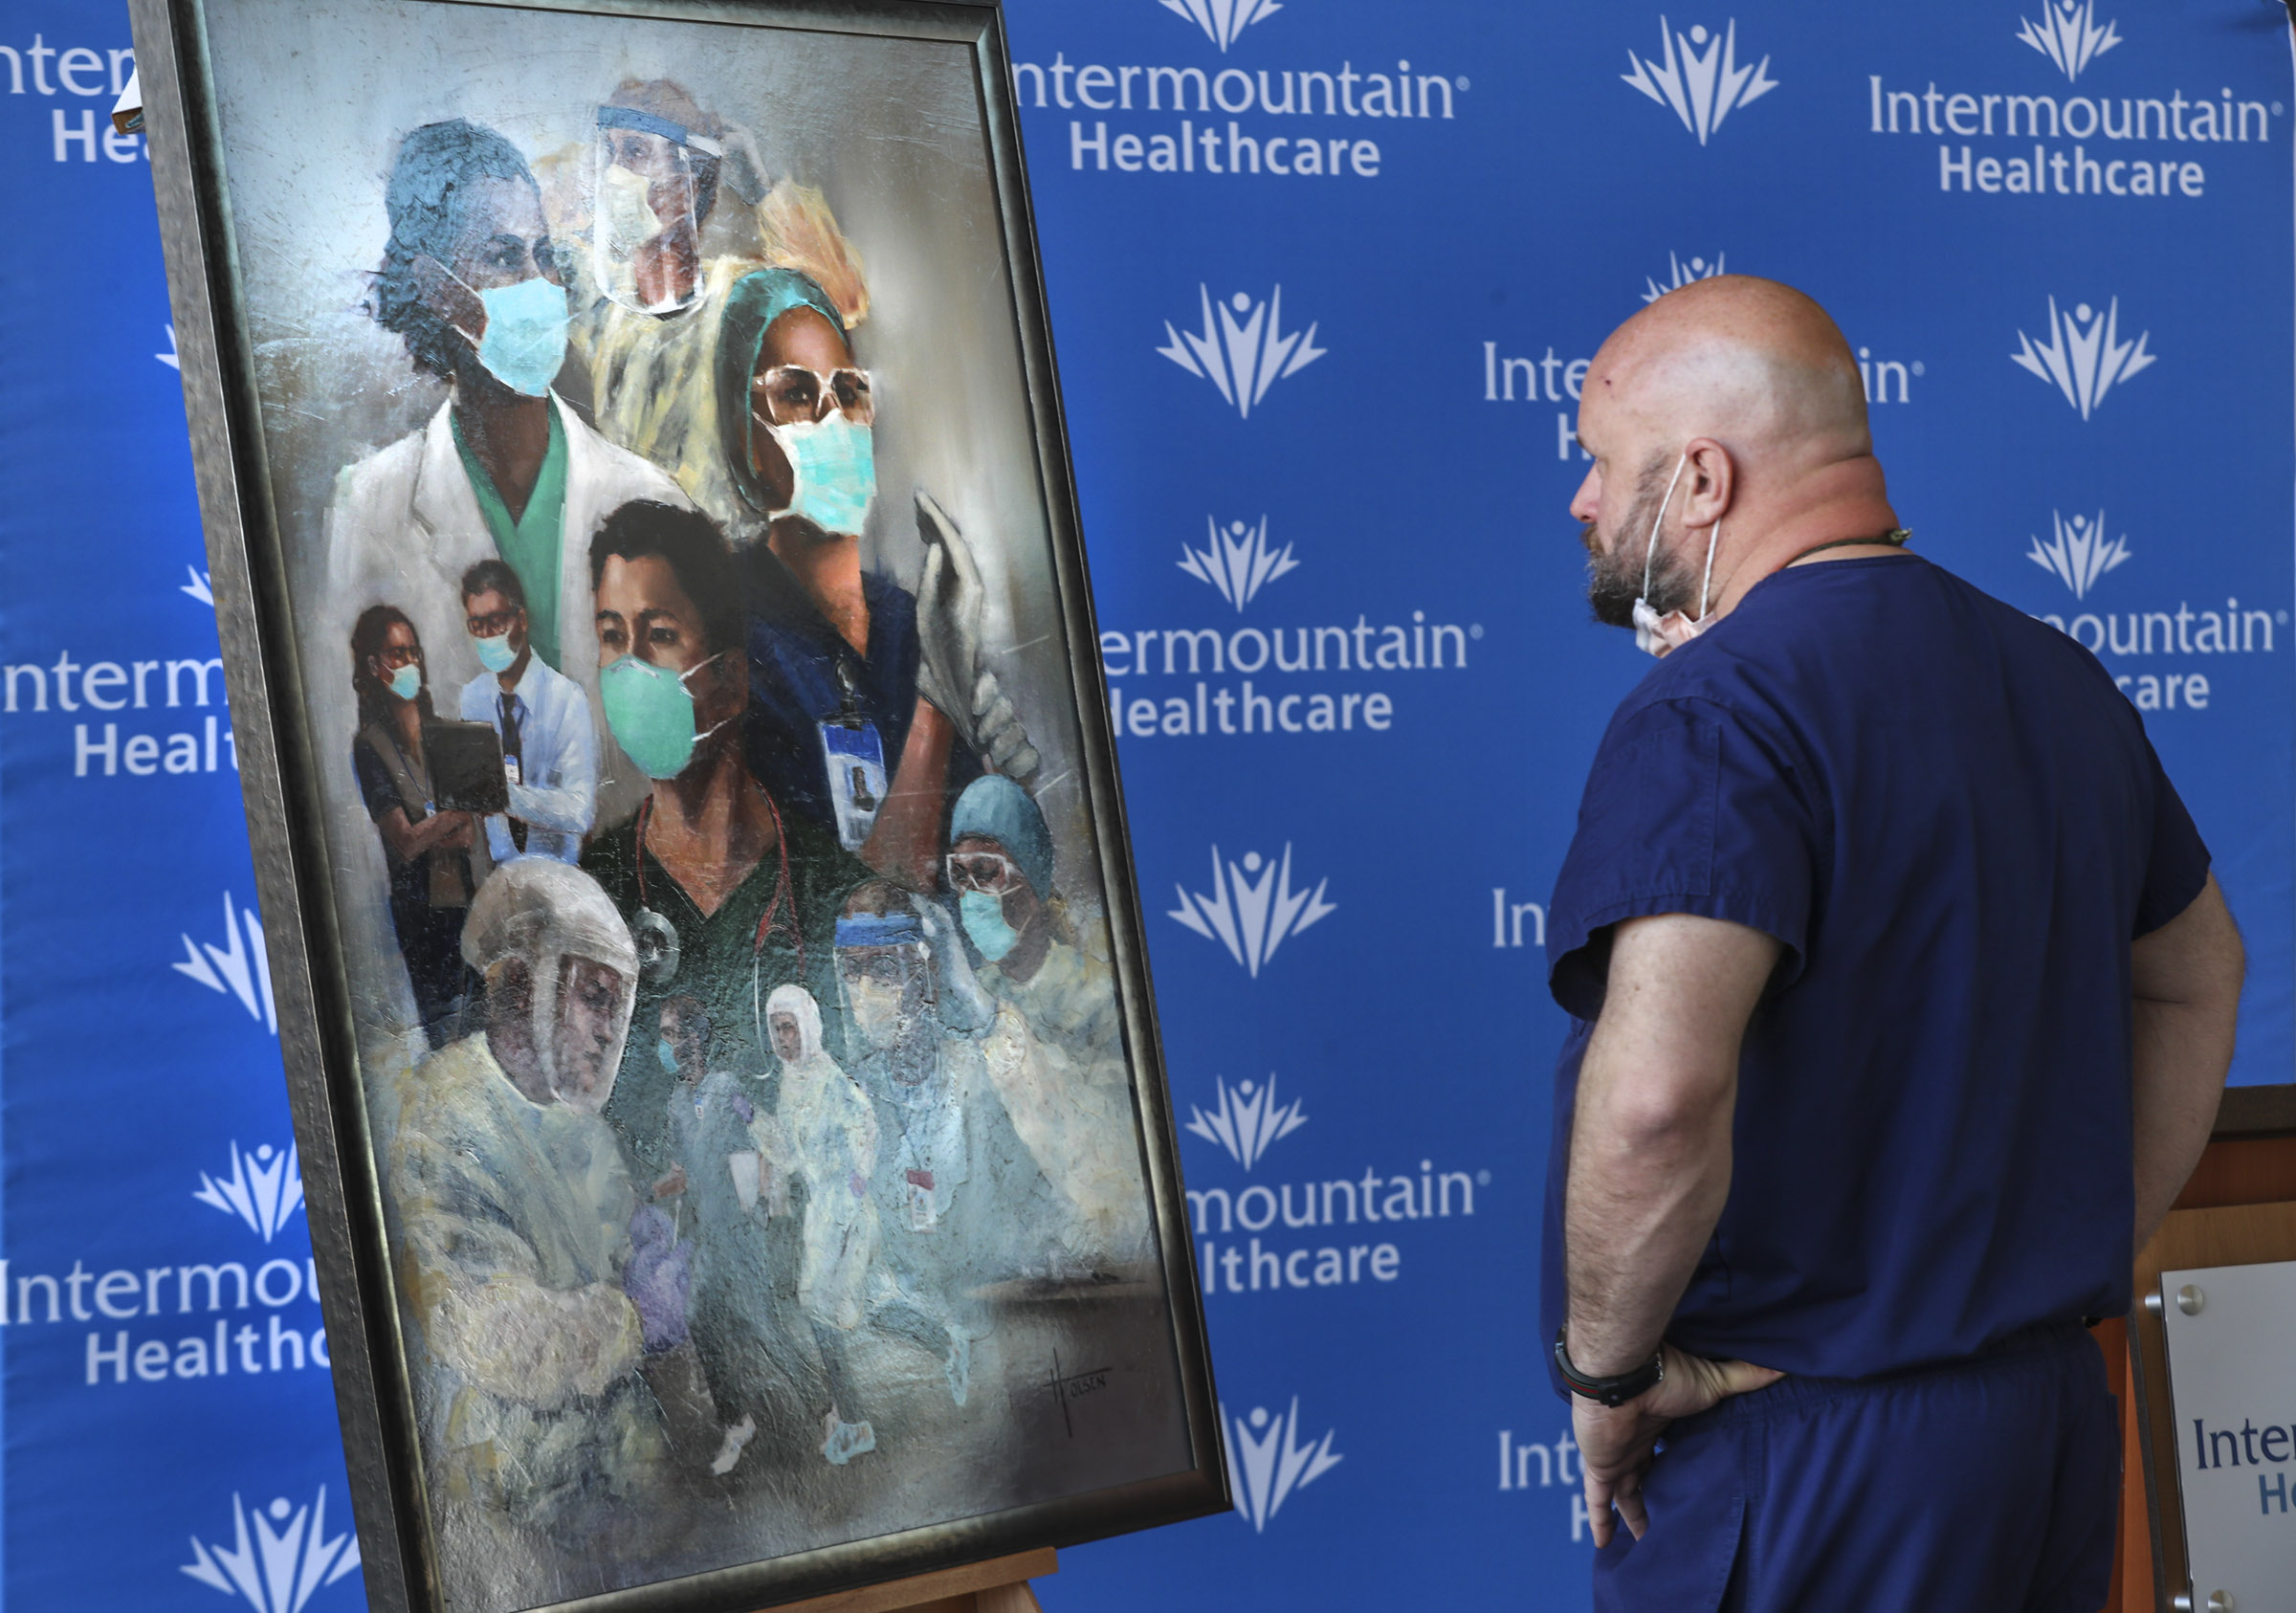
[1630,452,1721,658]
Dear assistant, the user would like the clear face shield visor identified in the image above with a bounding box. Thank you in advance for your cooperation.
[592,108,716,315]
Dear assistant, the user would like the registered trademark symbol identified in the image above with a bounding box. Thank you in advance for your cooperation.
[2278,102,2286,116]
[1456,76,1470,92]
[2280,610,2290,625]
[1469,622,1485,639]
[1911,361,1926,376]
[1476,1169,1492,1186]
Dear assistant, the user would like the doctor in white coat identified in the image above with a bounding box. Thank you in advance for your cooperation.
[316,119,688,1052]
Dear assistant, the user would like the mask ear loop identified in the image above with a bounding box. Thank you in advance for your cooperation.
[1641,453,1690,605]
[1695,521,1721,622]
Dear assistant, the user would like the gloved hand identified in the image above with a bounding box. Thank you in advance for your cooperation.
[913,489,986,744]
[969,666,1040,780]
[623,1204,692,1354]
[916,896,996,1034]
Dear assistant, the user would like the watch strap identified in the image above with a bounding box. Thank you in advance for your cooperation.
[1554,1328,1665,1407]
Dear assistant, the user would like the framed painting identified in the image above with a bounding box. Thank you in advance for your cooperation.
[124,0,1227,1607]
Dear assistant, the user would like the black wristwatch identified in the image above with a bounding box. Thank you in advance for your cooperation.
[1554,1328,1666,1407]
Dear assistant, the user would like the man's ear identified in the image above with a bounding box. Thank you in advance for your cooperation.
[1683,438,1736,527]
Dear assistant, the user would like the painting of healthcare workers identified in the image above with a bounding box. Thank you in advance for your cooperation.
[145,0,1221,1607]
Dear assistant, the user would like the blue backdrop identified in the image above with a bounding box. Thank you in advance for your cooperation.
[0,0,2287,1608]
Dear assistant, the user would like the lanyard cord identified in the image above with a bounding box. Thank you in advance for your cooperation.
[1787,528,1912,564]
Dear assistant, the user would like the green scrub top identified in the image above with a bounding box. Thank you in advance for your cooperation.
[453,405,568,670]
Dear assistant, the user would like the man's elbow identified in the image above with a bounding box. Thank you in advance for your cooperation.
[1596,1069,1736,1155]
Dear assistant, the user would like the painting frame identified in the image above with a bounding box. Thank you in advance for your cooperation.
[124,0,1228,1607]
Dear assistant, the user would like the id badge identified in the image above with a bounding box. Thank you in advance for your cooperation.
[503,754,523,787]
[904,1167,938,1232]
[821,719,889,852]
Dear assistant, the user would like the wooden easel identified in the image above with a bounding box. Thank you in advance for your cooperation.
[765,1549,1056,1613]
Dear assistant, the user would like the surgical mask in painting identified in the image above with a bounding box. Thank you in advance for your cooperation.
[657,1037,679,1075]
[1631,452,1720,658]
[764,411,877,537]
[960,890,1019,962]
[462,276,570,398]
[386,664,423,702]
[599,651,731,781]
[474,632,519,674]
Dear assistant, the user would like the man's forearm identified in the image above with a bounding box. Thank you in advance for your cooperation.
[1564,1053,1735,1375]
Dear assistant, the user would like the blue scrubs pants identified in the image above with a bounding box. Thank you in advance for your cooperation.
[1593,1324,2118,1613]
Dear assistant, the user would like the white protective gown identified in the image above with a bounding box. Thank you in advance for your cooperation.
[762,985,880,1332]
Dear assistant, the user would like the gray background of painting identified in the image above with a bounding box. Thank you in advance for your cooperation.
[200,0,1098,899]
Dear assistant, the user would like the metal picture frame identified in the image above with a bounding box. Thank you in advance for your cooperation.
[124,0,1227,1607]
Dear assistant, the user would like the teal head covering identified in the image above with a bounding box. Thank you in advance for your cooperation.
[717,267,848,518]
[951,775,1055,898]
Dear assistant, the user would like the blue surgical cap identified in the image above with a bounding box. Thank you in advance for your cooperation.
[951,775,1055,897]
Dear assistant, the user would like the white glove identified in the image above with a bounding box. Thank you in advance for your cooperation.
[913,490,1039,780]
[915,897,995,1035]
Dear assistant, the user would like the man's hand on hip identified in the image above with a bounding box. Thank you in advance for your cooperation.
[1576,1345,1782,1548]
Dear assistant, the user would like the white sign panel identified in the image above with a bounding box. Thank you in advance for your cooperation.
[2162,1260,2296,1611]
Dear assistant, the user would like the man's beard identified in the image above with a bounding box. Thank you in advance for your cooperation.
[1584,459,1702,628]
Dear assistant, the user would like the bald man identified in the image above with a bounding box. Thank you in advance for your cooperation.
[1539,276,2243,1611]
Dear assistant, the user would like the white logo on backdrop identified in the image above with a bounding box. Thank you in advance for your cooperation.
[195,1141,305,1243]
[2027,509,2132,599]
[2017,1,2121,83]
[181,565,216,606]
[1642,251,1729,303]
[1225,1399,1344,1531]
[1623,18,1777,145]
[1158,286,1326,420]
[1180,517,1301,611]
[1186,1074,1309,1169]
[1170,846,1336,978]
[1161,0,1281,52]
[175,892,278,1035]
[159,323,181,371]
[182,1490,362,1613]
[2011,297,2154,420]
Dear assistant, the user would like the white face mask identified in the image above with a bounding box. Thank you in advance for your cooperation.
[1630,452,1722,658]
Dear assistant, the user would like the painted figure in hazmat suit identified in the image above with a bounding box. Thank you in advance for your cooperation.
[386,859,696,1606]
[834,881,1044,1410]
[760,982,883,1464]
[946,775,1151,1273]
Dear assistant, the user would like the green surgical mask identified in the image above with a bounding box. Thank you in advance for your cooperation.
[600,651,731,780]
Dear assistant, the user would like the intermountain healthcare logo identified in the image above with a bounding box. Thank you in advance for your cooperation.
[1158,286,1325,418]
[159,323,180,370]
[181,565,215,606]
[2027,510,2131,600]
[1623,18,1777,145]
[196,1142,306,1243]
[1225,1399,1343,1531]
[1186,1073,1308,1168]
[182,1490,361,1613]
[2011,297,2153,419]
[2019,2,2119,83]
[1161,0,1279,52]
[175,891,278,1034]
[1180,517,1299,611]
[1643,251,1727,303]
[1169,845,1336,976]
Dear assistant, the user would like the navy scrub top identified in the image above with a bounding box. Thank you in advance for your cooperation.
[738,548,982,837]
[1540,554,2210,1390]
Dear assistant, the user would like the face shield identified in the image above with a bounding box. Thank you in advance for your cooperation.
[833,909,938,1071]
[592,106,719,316]
[464,860,640,1111]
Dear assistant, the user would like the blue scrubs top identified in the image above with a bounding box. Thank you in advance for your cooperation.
[1540,555,2210,1390]
[738,548,981,837]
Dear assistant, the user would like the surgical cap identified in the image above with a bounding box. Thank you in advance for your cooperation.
[462,859,637,979]
[718,267,850,518]
[951,774,1055,898]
